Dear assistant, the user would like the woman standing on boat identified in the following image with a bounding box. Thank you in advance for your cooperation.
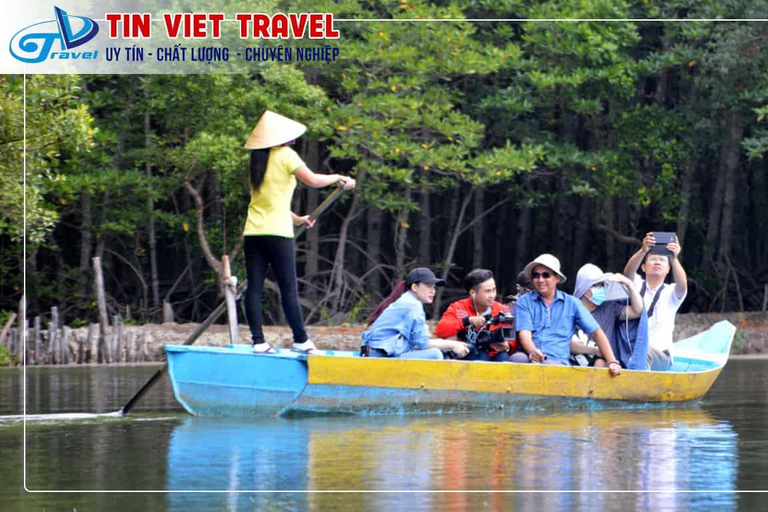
[361,268,471,359]
[243,110,355,354]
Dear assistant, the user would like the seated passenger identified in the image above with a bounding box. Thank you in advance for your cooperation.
[361,267,470,360]
[570,264,643,367]
[435,269,527,363]
[505,271,534,311]
[514,254,621,376]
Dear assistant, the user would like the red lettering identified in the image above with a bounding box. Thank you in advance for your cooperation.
[236,14,250,38]
[272,13,288,38]
[131,14,151,38]
[325,14,339,39]
[253,14,270,38]
[191,13,207,38]
[289,13,308,38]
[105,13,121,38]
[164,13,182,38]
[308,14,322,39]
[209,14,224,38]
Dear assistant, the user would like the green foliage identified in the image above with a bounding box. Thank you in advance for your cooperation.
[0,344,16,367]
[0,75,95,244]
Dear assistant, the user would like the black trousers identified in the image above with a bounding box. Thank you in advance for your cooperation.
[243,235,308,345]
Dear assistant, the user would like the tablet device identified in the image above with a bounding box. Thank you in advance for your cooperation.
[650,232,676,256]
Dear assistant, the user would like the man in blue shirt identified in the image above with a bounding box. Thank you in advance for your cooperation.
[514,254,621,376]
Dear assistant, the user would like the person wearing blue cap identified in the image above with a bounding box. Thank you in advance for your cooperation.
[361,268,471,359]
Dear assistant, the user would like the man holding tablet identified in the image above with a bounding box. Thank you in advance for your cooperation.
[623,232,688,371]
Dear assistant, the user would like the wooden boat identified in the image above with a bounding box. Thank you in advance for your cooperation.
[164,320,735,417]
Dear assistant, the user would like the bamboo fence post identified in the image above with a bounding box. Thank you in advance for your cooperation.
[141,332,152,362]
[93,256,111,363]
[0,313,16,349]
[33,316,42,365]
[110,315,121,363]
[162,301,174,323]
[10,329,17,359]
[17,296,26,362]
[117,320,125,363]
[125,330,136,362]
[49,307,59,365]
[87,323,98,364]
[61,326,71,365]
[20,319,28,364]
[221,255,240,346]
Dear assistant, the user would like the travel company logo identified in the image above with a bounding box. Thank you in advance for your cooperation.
[10,6,99,63]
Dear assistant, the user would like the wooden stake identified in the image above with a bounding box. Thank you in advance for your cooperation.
[111,315,121,363]
[87,323,98,364]
[162,301,174,323]
[763,284,767,313]
[49,307,59,365]
[92,256,111,363]
[33,316,42,365]
[17,295,25,362]
[61,326,70,365]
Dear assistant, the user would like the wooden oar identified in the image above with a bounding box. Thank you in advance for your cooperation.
[119,184,346,415]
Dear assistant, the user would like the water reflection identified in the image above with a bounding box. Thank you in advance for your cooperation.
[166,409,737,511]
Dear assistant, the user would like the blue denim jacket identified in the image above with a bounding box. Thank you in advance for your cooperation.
[361,291,431,356]
[515,289,599,364]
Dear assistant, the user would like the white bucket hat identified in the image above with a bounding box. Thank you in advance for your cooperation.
[523,253,567,284]
[573,263,610,299]
[244,110,307,149]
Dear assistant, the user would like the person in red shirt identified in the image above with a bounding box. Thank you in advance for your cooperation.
[435,269,528,362]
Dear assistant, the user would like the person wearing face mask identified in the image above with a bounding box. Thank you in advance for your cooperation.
[570,264,644,367]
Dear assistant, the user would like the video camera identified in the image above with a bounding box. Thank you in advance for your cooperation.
[470,311,516,352]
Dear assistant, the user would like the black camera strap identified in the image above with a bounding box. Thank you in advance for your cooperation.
[640,282,665,318]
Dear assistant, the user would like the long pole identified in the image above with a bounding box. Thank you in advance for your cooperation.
[119,185,345,415]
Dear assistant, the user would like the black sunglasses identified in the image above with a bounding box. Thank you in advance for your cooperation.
[532,271,553,279]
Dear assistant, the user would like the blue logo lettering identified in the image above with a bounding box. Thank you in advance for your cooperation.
[10,6,99,63]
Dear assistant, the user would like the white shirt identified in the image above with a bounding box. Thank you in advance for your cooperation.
[633,275,686,353]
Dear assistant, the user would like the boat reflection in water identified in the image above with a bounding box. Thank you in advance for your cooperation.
[166,408,737,510]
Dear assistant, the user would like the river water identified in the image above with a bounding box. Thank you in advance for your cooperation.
[1,359,767,511]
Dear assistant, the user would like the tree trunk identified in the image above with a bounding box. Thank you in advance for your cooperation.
[514,206,532,278]
[472,187,484,268]
[79,191,93,301]
[301,139,321,299]
[419,190,431,265]
[572,196,589,271]
[92,256,111,363]
[603,196,617,270]
[183,180,222,276]
[702,119,730,269]
[434,188,473,315]
[394,188,412,281]
[717,112,743,264]
[328,172,366,315]
[145,95,160,320]
[366,205,384,294]
[676,161,697,249]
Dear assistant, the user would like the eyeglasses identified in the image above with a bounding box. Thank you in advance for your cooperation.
[532,271,553,279]
[592,283,605,288]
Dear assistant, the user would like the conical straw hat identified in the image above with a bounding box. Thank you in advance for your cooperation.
[244,110,307,149]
